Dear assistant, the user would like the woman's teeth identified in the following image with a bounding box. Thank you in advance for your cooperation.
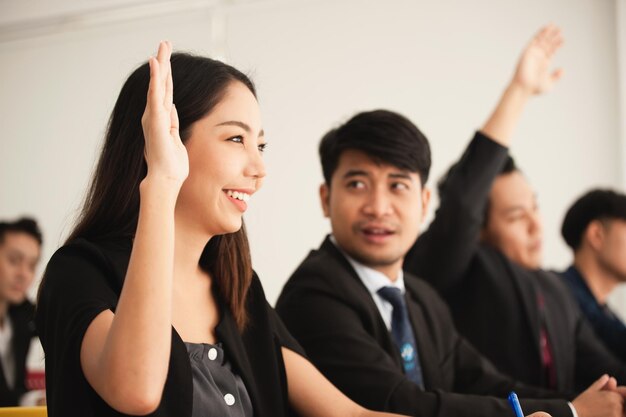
[226,190,250,202]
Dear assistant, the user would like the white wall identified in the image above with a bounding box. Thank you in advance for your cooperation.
[1,0,624,320]
[609,0,626,320]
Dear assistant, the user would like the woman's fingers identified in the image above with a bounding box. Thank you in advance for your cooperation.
[170,104,180,139]
[147,42,172,111]
[164,57,174,110]
[146,56,163,110]
[158,41,173,109]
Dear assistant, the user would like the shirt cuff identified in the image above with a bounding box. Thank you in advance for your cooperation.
[567,401,579,417]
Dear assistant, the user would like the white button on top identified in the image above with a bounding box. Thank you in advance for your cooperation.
[208,348,218,361]
[224,393,236,406]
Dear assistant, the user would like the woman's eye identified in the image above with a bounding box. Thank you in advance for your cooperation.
[228,136,244,144]
[258,143,268,153]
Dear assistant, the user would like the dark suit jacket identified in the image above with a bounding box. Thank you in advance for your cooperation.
[0,300,36,406]
[277,237,573,417]
[404,132,626,394]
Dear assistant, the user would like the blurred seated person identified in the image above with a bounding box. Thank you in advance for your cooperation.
[403,26,626,394]
[0,218,41,405]
[560,189,626,362]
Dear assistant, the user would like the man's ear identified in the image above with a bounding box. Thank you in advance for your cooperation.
[420,187,431,225]
[320,183,331,218]
[584,220,606,252]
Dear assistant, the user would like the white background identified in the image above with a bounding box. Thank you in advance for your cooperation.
[1,0,625,319]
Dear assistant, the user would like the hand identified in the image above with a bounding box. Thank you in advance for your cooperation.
[527,413,552,417]
[511,24,564,95]
[572,374,625,417]
[141,41,189,187]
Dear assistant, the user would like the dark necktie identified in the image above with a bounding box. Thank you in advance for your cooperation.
[377,286,424,388]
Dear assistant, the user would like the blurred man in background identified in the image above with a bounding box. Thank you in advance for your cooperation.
[560,189,626,362]
[0,217,41,405]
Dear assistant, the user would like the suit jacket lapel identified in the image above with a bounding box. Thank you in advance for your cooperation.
[507,260,542,360]
[10,309,29,391]
[319,237,403,370]
[537,273,568,389]
[215,304,260,414]
[404,277,441,389]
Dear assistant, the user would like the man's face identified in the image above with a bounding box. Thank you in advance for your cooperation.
[588,219,626,283]
[481,171,543,270]
[0,232,40,304]
[320,150,430,279]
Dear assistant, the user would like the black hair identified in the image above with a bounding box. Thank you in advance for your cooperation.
[319,110,431,186]
[561,189,626,250]
[61,52,255,329]
[0,217,42,245]
[438,155,518,226]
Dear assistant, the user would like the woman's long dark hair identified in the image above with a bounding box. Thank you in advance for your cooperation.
[64,53,256,329]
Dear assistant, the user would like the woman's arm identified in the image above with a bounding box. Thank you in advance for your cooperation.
[283,347,405,417]
[283,347,553,417]
[79,41,189,415]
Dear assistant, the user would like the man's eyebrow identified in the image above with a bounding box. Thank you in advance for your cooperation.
[216,120,264,136]
[342,169,369,179]
[389,172,413,180]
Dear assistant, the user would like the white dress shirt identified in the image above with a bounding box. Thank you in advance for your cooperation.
[330,235,403,331]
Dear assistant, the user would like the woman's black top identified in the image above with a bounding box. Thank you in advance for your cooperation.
[36,237,304,417]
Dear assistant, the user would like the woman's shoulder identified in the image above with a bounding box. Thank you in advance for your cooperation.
[245,271,270,306]
[43,236,132,295]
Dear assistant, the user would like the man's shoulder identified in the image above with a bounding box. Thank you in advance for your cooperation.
[403,271,455,313]
[277,240,368,311]
[287,243,353,288]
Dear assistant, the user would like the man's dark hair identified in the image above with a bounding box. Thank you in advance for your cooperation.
[0,217,43,245]
[319,110,431,186]
[561,189,626,250]
[437,155,518,226]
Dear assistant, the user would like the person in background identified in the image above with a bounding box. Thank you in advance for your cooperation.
[0,217,41,406]
[277,26,623,417]
[403,25,626,396]
[560,189,626,362]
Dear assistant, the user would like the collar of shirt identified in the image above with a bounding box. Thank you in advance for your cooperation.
[329,235,404,330]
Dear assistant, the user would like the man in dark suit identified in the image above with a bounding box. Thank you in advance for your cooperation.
[400,36,626,400]
[0,218,42,405]
[559,189,626,362]
[277,26,625,417]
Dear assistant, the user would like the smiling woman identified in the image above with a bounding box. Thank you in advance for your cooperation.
[32,42,410,417]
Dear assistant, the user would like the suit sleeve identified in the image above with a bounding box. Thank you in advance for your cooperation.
[276,279,572,417]
[573,311,626,390]
[404,132,509,293]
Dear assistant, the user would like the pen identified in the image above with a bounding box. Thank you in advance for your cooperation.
[508,391,524,417]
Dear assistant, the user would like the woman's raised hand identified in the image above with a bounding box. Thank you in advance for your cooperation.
[141,41,189,188]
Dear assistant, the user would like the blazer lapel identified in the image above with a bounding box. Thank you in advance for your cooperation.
[319,237,403,370]
[9,309,29,391]
[507,261,542,360]
[537,272,568,389]
[215,305,260,414]
[404,278,442,389]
